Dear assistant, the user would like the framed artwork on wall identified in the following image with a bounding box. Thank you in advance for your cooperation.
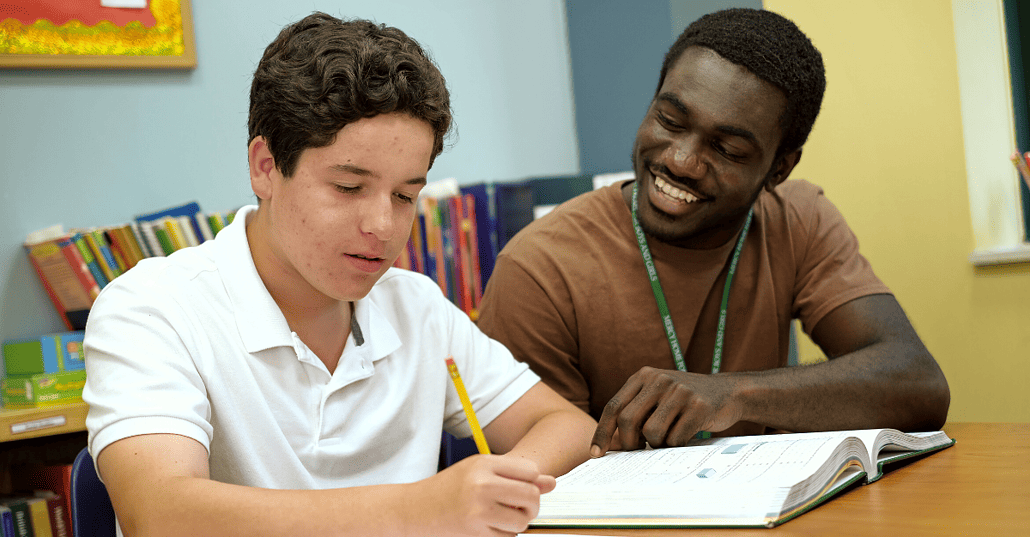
[0,0,195,69]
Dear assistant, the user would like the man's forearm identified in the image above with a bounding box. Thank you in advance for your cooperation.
[734,342,950,433]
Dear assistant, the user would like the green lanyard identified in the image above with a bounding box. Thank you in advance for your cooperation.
[631,182,752,437]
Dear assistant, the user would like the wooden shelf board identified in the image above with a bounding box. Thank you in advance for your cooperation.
[0,401,88,443]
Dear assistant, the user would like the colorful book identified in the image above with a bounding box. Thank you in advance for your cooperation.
[459,183,498,286]
[129,221,156,258]
[0,505,14,537]
[85,229,122,282]
[23,232,95,331]
[1,497,35,537]
[69,232,109,289]
[162,218,187,252]
[10,464,72,536]
[176,216,200,247]
[150,223,176,256]
[460,193,484,320]
[419,197,448,296]
[26,496,52,537]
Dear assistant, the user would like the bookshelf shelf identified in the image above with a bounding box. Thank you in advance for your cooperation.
[0,401,88,443]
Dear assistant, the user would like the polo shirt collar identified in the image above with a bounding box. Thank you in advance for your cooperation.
[215,205,295,353]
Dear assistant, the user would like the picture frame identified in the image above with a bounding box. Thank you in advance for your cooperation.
[0,0,196,69]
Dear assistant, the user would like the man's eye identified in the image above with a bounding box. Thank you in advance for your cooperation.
[396,192,415,204]
[656,113,682,130]
[335,185,360,193]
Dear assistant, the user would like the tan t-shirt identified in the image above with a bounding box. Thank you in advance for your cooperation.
[477,179,891,436]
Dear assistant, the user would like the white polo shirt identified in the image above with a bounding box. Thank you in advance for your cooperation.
[83,205,539,489]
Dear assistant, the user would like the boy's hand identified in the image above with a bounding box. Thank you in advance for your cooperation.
[416,454,555,536]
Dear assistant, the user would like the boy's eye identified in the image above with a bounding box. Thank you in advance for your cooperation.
[396,192,415,204]
[335,185,360,193]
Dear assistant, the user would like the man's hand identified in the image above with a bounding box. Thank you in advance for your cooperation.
[417,454,556,536]
[590,367,742,456]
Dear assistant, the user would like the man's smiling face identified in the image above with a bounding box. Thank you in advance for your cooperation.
[631,46,796,249]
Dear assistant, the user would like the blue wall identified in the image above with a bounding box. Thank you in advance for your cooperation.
[565,0,761,175]
[0,1,579,341]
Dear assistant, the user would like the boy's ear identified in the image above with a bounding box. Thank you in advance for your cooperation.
[765,149,802,192]
[249,137,277,200]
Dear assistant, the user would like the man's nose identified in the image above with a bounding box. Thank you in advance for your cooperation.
[665,134,707,179]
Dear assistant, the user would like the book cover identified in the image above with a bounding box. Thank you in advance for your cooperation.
[162,218,187,252]
[68,233,109,289]
[175,215,200,247]
[87,229,122,282]
[128,221,156,259]
[134,201,201,225]
[419,198,447,296]
[136,222,166,258]
[11,464,72,536]
[100,229,129,273]
[458,183,496,287]
[416,212,435,285]
[532,428,955,529]
[23,238,94,331]
[1,497,35,537]
[114,224,147,265]
[0,505,14,537]
[104,227,138,271]
[460,193,483,320]
[26,496,52,537]
[493,181,535,253]
[150,223,176,256]
[437,197,457,303]
[41,494,68,537]
[193,213,215,243]
[2,331,85,377]
[54,237,102,302]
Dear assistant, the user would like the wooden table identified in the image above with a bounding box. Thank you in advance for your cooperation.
[525,422,1028,536]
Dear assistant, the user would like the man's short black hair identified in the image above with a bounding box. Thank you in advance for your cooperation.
[658,8,825,157]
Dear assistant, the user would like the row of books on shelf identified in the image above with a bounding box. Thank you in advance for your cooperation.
[24,201,237,332]
[2,462,76,537]
[24,172,634,332]
[392,171,631,320]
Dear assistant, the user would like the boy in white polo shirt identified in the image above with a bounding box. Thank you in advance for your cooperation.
[82,12,595,536]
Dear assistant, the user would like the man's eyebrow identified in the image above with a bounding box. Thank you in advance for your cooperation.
[330,164,427,186]
[655,92,761,148]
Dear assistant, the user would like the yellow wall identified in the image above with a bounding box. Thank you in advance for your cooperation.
[766,0,1030,422]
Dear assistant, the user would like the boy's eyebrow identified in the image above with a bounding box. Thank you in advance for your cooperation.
[330,163,427,185]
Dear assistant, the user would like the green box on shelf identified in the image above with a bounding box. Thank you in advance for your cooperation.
[1,370,87,409]
[2,331,85,376]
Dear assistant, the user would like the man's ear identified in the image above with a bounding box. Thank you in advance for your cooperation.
[249,136,278,201]
[765,149,802,192]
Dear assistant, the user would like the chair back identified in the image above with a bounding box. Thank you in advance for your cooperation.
[70,447,117,537]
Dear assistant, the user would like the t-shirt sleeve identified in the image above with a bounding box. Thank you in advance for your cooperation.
[791,185,892,335]
[83,274,214,460]
[425,273,540,438]
[476,246,590,414]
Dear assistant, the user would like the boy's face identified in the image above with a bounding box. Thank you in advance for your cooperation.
[249,112,433,305]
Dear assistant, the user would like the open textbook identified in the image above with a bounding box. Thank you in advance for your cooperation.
[532,428,955,529]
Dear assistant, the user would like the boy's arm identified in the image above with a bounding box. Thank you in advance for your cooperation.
[98,433,551,537]
[482,381,596,476]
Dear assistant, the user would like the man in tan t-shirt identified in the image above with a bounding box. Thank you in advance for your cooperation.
[476,8,950,457]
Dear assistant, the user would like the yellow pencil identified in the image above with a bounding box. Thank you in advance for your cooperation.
[445,356,491,455]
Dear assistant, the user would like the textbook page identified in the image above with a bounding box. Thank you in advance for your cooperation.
[535,434,869,526]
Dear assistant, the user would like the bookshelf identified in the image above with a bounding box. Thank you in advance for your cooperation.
[0,402,87,443]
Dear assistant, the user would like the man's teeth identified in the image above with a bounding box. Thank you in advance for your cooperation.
[655,177,700,203]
